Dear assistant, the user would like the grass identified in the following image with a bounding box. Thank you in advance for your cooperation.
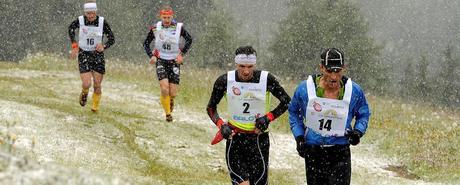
[367,95,460,183]
[1,53,459,184]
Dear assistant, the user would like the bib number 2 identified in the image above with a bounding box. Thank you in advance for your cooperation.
[243,102,250,113]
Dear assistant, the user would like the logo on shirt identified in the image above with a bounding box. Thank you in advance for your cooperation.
[323,109,338,118]
[232,86,241,96]
[313,101,322,112]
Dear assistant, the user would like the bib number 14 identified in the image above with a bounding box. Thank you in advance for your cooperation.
[318,119,332,131]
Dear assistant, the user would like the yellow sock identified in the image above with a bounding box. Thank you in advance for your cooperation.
[160,95,171,115]
[92,93,101,111]
[82,88,89,94]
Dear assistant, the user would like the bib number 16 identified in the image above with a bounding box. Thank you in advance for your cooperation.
[87,38,95,45]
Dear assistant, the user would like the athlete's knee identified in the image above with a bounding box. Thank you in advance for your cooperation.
[93,84,102,93]
[160,87,169,95]
[82,81,91,89]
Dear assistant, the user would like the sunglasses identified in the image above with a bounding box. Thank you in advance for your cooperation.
[326,68,342,73]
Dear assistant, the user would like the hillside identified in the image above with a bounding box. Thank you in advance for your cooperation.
[0,54,458,184]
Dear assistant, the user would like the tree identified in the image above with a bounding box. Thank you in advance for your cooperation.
[439,45,459,106]
[269,0,382,89]
[415,55,431,99]
[191,8,237,68]
[400,60,417,99]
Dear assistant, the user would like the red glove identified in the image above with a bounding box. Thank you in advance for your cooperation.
[211,118,230,145]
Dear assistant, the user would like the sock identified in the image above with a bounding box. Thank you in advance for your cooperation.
[92,93,101,111]
[170,96,175,111]
[160,95,171,115]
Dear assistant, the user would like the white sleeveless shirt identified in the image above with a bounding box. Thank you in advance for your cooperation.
[227,71,269,131]
[305,75,353,137]
[154,21,183,60]
[78,16,104,51]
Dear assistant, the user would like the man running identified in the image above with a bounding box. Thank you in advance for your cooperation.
[289,48,371,185]
[68,0,115,112]
[207,46,290,185]
[143,5,193,122]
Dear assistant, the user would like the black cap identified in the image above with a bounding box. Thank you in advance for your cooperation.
[320,48,344,72]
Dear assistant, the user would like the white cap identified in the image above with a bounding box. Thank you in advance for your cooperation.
[83,3,97,12]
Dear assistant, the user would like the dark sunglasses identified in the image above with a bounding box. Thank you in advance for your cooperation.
[326,68,342,73]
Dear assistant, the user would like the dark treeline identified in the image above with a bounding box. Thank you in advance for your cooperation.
[0,0,458,107]
[0,0,216,62]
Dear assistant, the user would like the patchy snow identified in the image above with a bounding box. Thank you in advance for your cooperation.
[0,69,450,184]
[0,69,75,79]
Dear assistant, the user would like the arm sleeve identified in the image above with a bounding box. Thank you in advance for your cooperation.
[143,27,156,58]
[266,73,291,120]
[206,74,227,125]
[68,19,79,43]
[352,86,371,135]
[102,20,115,49]
[180,27,193,55]
[289,81,307,138]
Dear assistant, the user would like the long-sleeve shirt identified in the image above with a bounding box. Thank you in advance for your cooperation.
[143,21,193,58]
[68,15,115,50]
[289,74,371,145]
[207,70,291,126]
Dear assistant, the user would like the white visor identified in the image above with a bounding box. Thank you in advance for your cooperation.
[235,54,257,64]
[84,3,97,12]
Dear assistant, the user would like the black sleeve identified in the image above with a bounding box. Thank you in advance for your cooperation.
[68,19,79,43]
[102,20,115,49]
[180,26,193,55]
[206,74,227,125]
[143,28,155,58]
[267,73,291,119]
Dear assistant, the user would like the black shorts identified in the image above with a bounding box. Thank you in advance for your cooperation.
[156,58,180,84]
[304,145,351,185]
[78,50,105,74]
[225,132,269,185]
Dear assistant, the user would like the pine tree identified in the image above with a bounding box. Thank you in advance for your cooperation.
[269,0,382,89]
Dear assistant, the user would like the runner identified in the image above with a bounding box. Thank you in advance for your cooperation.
[68,0,115,112]
[289,48,371,185]
[207,46,291,185]
[143,5,193,122]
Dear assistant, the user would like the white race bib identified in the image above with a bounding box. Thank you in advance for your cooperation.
[154,21,182,60]
[78,16,104,51]
[305,75,352,137]
[227,71,268,130]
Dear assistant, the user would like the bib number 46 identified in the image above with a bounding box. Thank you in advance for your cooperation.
[318,119,332,131]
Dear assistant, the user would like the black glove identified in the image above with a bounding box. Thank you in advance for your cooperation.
[255,115,270,132]
[221,124,233,139]
[295,136,306,158]
[348,130,362,146]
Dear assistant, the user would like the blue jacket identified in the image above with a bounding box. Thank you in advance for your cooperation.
[289,76,370,145]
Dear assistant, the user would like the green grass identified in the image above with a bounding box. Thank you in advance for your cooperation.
[367,96,460,182]
[1,54,459,184]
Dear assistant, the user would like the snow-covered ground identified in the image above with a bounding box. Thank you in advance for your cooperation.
[0,69,449,184]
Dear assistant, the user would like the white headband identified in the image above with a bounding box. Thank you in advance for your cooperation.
[235,54,257,64]
[84,3,97,12]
